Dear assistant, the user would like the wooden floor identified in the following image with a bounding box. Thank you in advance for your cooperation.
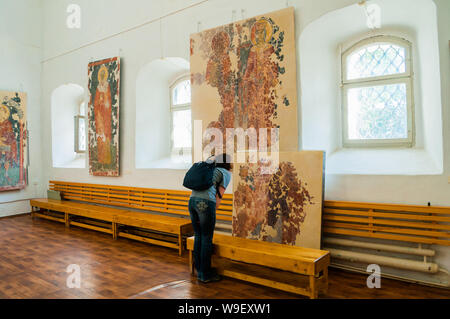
[0,214,448,299]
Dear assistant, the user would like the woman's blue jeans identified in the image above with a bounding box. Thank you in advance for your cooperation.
[188,197,216,281]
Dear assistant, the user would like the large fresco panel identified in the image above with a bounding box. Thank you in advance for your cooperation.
[233,151,325,249]
[88,57,121,176]
[190,7,299,154]
[0,91,27,191]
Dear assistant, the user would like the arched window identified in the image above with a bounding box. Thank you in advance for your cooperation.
[51,83,85,168]
[341,35,414,147]
[135,57,191,169]
[170,76,191,155]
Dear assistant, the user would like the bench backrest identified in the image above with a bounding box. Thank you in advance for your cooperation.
[50,181,233,222]
[323,201,450,246]
[50,181,450,246]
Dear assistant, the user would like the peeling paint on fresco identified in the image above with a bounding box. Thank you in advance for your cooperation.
[190,8,299,153]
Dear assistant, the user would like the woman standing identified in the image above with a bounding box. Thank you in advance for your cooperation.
[188,154,232,283]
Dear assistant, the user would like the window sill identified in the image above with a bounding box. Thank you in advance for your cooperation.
[326,148,442,175]
[53,155,86,169]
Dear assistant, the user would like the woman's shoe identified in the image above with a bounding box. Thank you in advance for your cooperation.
[198,274,222,283]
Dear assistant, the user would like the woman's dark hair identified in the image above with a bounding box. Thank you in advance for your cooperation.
[214,153,232,171]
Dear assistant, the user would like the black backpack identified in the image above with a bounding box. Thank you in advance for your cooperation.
[183,159,217,191]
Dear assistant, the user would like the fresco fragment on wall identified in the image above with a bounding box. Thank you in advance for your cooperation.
[0,91,27,191]
[233,152,325,249]
[88,57,120,176]
[190,7,298,154]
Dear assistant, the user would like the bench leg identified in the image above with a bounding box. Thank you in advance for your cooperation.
[65,213,70,228]
[31,206,35,220]
[178,232,183,256]
[189,250,195,275]
[309,275,318,299]
[112,222,118,240]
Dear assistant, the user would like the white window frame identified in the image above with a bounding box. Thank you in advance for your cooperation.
[341,35,414,148]
[169,75,191,155]
[74,101,86,154]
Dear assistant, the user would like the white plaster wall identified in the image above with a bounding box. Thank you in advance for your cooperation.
[433,0,450,277]
[39,0,357,190]
[0,0,43,216]
[416,2,444,169]
[136,61,172,165]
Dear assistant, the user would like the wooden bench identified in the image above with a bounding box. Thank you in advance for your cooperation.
[323,201,450,246]
[322,201,450,275]
[30,181,233,255]
[186,234,330,299]
[32,181,448,289]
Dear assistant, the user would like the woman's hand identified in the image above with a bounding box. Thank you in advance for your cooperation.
[216,186,226,210]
